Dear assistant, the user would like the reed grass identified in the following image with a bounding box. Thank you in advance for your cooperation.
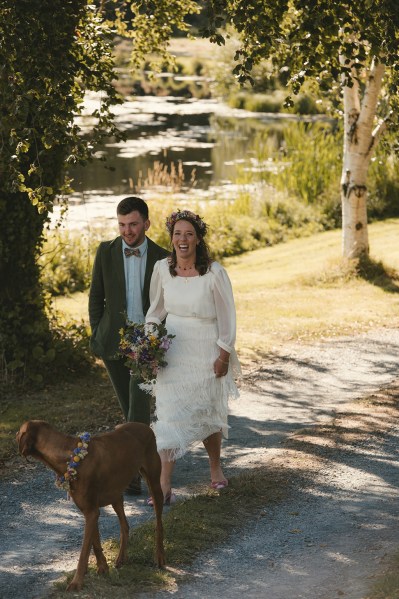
[132,159,196,193]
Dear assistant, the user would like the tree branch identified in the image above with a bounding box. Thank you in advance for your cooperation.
[367,112,391,156]
[339,55,360,143]
[359,59,385,130]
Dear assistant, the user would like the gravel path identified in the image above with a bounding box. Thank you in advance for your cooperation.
[1,327,399,599]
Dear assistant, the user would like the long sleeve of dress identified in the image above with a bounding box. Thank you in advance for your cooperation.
[146,260,167,324]
[212,265,237,353]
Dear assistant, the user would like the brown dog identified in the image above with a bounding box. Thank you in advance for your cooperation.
[16,420,165,591]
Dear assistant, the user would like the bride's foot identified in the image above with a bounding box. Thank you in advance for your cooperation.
[210,479,228,490]
[164,490,176,505]
[146,490,176,506]
[210,465,226,485]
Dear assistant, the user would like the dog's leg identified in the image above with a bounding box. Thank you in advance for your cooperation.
[92,524,109,575]
[67,508,99,592]
[112,496,130,567]
[142,467,166,568]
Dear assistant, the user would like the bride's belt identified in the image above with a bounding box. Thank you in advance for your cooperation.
[166,313,217,327]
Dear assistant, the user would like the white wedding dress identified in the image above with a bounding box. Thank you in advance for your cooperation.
[145,258,240,459]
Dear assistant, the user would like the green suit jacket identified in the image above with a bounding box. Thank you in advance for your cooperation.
[89,236,169,359]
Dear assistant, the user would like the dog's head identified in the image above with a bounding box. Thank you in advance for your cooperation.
[16,420,50,458]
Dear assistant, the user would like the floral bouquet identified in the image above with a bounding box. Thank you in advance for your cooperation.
[118,321,175,382]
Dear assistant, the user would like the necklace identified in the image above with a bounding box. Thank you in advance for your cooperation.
[177,263,195,271]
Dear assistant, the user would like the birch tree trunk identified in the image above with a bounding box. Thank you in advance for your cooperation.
[340,60,385,258]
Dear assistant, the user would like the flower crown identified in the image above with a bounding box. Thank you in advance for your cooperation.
[165,210,207,235]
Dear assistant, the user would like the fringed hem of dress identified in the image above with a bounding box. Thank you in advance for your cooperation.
[147,314,240,460]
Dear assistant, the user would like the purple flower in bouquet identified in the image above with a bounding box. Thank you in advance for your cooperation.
[160,336,172,350]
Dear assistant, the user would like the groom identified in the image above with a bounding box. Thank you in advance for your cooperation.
[89,196,169,494]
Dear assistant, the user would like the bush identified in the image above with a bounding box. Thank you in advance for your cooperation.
[228,93,246,110]
[196,192,326,259]
[228,92,287,114]
[39,231,97,296]
[291,94,321,115]
[48,314,93,379]
[245,93,283,113]
[368,151,399,219]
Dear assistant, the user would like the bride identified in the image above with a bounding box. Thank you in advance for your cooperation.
[145,209,240,504]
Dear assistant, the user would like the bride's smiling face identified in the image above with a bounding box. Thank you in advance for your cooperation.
[172,220,199,260]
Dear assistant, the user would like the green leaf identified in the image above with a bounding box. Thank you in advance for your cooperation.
[32,346,44,359]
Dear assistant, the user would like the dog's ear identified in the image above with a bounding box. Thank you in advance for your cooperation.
[16,421,37,457]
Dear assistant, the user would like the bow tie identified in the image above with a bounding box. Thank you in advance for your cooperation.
[124,247,141,258]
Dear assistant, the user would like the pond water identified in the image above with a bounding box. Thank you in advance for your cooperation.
[55,94,312,230]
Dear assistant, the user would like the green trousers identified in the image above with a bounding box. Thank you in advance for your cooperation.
[103,358,151,425]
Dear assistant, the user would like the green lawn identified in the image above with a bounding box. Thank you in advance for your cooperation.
[226,219,399,364]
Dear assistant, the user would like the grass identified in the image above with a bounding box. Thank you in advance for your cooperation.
[228,219,399,365]
[3,219,399,597]
[369,550,399,599]
[0,369,122,471]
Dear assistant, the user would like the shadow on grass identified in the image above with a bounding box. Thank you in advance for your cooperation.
[369,549,399,599]
[357,255,399,293]
[50,379,399,598]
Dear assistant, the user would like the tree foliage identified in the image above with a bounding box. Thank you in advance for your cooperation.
[110,0,201,71]
[200,1,399,92]
[0,0,122,383]
[197,0,399,256]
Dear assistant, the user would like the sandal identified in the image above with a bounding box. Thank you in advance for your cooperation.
[146,491,176,507]
[210,479,229,490]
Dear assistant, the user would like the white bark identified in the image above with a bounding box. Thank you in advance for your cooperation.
[340,59,385,258]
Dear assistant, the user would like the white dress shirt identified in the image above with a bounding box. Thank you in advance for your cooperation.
[123,237,148,323]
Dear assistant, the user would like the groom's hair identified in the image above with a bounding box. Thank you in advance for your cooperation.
[117,196,149,220]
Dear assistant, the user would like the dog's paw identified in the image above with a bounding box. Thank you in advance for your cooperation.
[67,579,83,592]
[97,562,109,575]
[115,554,127,569]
